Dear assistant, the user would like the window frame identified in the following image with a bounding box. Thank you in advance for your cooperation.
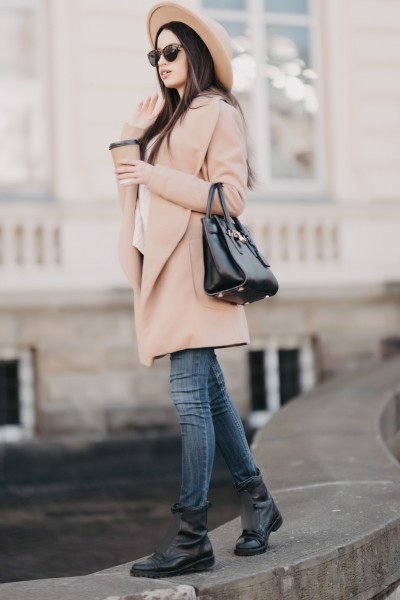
[248,338,317,429]
[204,0,326,200]
[0,347,36,442]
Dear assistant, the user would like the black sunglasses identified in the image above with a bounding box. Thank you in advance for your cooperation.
[147,43,183,67]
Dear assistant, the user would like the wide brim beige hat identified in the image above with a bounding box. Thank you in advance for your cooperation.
[147,2,233,91]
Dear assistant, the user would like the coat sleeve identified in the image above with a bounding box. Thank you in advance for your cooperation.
[145,101,248,217]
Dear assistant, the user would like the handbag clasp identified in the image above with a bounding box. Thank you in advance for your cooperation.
[228,229,247,243]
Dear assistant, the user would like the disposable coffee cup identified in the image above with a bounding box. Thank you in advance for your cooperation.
[109,138,140,167]
[109,139,140,210]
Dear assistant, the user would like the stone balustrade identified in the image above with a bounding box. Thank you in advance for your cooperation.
[0,210,61,269]
[1,199,400,291]
[245,210,340,266]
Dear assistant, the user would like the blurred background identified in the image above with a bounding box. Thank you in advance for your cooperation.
[0,0,399,584]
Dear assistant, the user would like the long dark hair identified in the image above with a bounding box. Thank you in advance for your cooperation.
[140,21,255,189]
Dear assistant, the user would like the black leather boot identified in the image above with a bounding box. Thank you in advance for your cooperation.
[130,502,215,578]
[234,474,283,556]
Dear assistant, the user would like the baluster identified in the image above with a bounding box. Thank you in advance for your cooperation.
[14,224,24,266]
[287,222,297,263]
[306,222,316,263]
[323,221,333,262]
[24,223,38,268]
[2,221,13,267]
[270,222,280,263]
[34,225,44,265]
[41,222,54,265]
[250,221,265,257]
[262,225,271,259]
[280,224,289,261]
[331,223,340,261]
[297,224,306,261]
[315,224,324,261]
[53,224,62,265]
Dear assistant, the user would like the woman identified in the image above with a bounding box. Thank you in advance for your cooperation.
[113,2,282,578]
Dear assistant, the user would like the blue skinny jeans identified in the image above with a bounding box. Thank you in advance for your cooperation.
[169,347,259,508]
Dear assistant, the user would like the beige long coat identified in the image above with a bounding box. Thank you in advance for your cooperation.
[117,94,250,367]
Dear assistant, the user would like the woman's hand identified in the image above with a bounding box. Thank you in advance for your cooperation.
[126,94,164,131]
[115,159,154,186]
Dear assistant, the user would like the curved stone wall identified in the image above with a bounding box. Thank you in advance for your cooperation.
[379,390,400,464]
[2,357,400,600]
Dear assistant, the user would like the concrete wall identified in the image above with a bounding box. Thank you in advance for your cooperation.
[322,0,400,202]
[1,285,399,439]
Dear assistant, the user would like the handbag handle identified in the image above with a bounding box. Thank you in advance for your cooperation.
[206,182,269,267]
[206,183,232,224]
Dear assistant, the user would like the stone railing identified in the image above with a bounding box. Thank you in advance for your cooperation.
[1,200,400,291]
[245,208,340,265]
[244,200,400,287]
[2,357,400,599]
[0,212,62,268]
[0,202,122,291]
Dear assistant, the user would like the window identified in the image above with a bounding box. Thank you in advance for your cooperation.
[279,348,300,404]
[264,0,308,14]
[248,350,267,411]
[248,339,316,428]
[0,348,35,442]
[203,0,324,196]
[0,360,20,425]
[203,0,246,8]
[0,0,50,199]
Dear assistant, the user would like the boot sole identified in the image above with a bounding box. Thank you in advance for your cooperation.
[130,555,215,579]
[234,512,283,557]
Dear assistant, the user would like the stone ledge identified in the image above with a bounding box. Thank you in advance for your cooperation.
[104,586,196,600]
[1,357,400,600]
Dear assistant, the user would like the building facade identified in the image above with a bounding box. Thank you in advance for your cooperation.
[1,0,400,441]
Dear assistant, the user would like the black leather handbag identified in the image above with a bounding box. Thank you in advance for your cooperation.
[201,183,279,305]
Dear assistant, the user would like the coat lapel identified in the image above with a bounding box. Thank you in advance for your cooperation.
[118,185,142,292]
[140,196,189,302]
[140,95,222,305]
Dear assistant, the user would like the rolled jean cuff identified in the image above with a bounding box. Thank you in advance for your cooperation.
[172,501,211,512]
[234,467,261,491]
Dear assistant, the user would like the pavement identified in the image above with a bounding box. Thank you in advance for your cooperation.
[1,357,400,600]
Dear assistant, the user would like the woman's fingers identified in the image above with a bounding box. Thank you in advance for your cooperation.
[148,94,159,112]
[114,159,153,185]
[139,94,158,113]
[142,95,152,110]
[115,169,137,179]
[117,171,143,185]
[116,158,140,166]
[154,97,165,116]
[116,170,136,177]
[128,93,162,127]
[115,158,142,173]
